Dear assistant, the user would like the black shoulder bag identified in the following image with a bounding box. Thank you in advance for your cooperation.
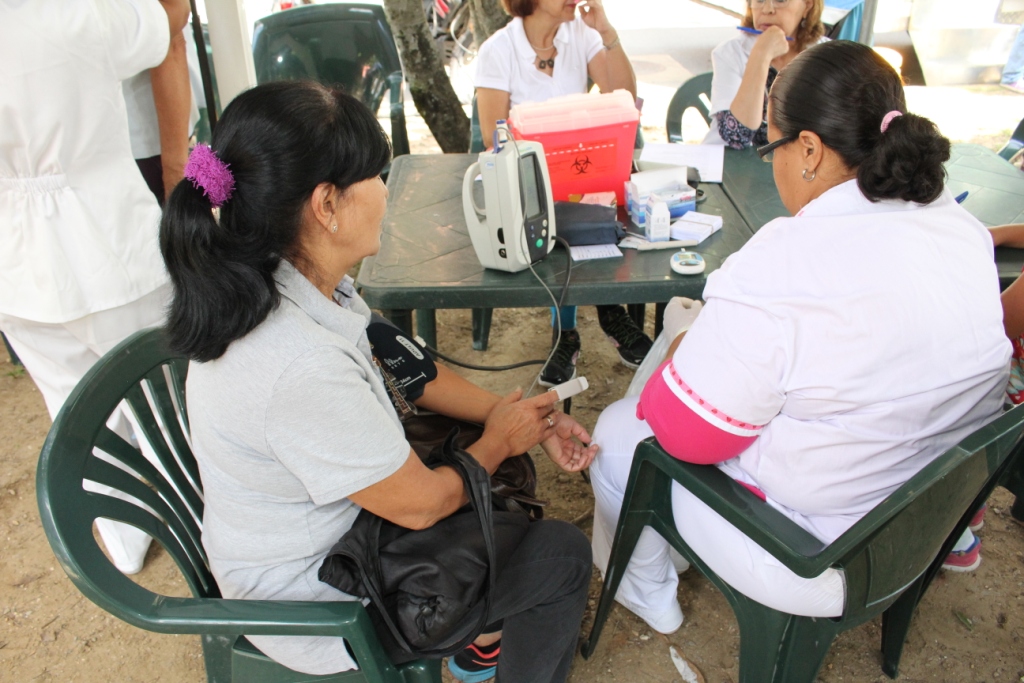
[318,428,532,663]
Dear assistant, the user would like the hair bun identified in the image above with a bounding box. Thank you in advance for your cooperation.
[858,112,950,205]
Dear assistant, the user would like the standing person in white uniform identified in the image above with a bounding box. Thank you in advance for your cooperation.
[704,0,825,148]
[0,0,190,574]
[588,40,1012,635]
[474,0,651,389]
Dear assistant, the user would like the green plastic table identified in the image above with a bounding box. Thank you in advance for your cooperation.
[357,153,755,349]
[720,144,1024,288]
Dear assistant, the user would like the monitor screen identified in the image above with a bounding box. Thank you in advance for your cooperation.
[519,152,544,220]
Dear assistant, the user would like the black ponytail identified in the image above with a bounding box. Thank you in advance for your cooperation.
[768,40,950,205]
[160,81,391,362]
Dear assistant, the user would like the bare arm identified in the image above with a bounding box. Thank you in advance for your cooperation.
[580,0,635,98]
[153,0,192,199]
[989,223,1024,249]
[414,364,501,423]
[477,87,511,151]
[350,389,559,528]
[729,28,788,131]
[1002,276,1024,339]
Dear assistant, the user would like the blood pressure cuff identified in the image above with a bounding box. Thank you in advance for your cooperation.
[554,202,625,246]
[366,313,438,403]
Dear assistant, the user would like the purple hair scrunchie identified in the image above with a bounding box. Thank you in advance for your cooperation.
[184,144,235,208]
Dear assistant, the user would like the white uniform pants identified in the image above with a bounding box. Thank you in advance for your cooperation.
[1,285,170,574]
[590,397,845,621]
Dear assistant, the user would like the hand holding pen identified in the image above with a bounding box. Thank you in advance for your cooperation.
[737,26,794,41]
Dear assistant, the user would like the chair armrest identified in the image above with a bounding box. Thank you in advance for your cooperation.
[101,581,374,638]
[638,440,852,578]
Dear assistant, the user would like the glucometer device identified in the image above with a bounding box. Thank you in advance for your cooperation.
[670,251,706,275]
[463,122,556,273]
[548,376,589,401]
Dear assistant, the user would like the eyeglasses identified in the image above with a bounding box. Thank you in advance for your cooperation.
[756,136,794,162]
[750,0,792,6]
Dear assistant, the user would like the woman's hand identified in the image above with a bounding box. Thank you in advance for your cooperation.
[578,0,614,39]
[480,388,560,461]
[752,25,791,65]
[664,297,704,340]
[541,412,599,472]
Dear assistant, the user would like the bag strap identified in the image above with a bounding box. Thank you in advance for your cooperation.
[361,427,500,657]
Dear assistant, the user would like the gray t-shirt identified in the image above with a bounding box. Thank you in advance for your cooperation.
[187,261,409,675]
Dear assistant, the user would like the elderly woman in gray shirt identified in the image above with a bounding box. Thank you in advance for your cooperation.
[159,81,598,683]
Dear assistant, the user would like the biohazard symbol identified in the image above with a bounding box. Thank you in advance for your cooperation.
[572,155,592,175]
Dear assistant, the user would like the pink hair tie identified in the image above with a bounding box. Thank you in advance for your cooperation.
[184,144,235,208]
[880,110,903,133]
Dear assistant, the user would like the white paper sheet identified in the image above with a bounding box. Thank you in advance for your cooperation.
[638,143,725,183]
[569,244,623,261]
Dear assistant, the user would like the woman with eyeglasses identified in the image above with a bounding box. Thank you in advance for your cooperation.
[586,40,1010,636]
[705,0,825,149]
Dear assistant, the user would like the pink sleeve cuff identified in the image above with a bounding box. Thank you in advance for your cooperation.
[638,359,763,464]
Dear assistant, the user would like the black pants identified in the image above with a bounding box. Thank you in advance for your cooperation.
[486,519,592,683]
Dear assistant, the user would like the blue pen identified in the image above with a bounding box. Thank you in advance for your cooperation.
[736,26,794,41]
[954,191,969,204]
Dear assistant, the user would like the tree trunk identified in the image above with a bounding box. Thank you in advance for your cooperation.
[383,0,470,152]
[468,0,510,46]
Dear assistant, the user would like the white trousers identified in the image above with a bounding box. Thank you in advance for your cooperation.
[590,396,846,620]
[1,285,170,574]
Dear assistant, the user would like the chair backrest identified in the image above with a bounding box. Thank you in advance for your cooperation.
[37,328,214,620]
[252,4,403,117]
[666,72,712,143]
[999,116,1024,161]
[835,404,1024,619]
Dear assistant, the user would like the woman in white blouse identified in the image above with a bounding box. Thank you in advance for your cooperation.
[473,0,650,388]
[705,0,825,148]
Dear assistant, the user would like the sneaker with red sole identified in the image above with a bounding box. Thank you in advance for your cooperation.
[447,640,499,682]
[942,534,981,572]
[969,504,987,533]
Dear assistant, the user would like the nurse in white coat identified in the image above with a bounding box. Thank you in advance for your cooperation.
[0,0,190,573]
[589,40,1012,634]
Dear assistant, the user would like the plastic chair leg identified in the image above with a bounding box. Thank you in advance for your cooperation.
[728,595,838,683]
[472,308,492,351]
[880,580,925,679]
[201,634,236,683]
[579,504,652,658]
[581,460,669,659]
[2,331,20,366]
[399,659,443,683]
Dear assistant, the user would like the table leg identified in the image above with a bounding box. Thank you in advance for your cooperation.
[382,309,413,338]
[472,308,493,351]
[415,309,437,350]
[654,301,666,338]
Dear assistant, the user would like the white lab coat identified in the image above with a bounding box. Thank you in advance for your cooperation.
[0,0,171,324]
[591,180,1010,621]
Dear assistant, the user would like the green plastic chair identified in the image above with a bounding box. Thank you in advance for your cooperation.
[665,72,712,143]
[252,4,410,158]
[36,327,441,683]
[998,116,1024,161]
[581,404,1024,682]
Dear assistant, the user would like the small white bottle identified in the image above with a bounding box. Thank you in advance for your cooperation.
[646,199,671,242]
